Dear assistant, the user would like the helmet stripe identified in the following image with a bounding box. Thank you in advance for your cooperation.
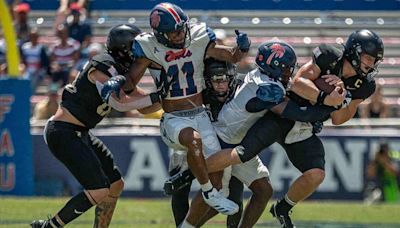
[160,3,181,24]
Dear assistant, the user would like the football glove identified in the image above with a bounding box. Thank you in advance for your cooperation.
[235,30,251,52]
[100,75,126,103]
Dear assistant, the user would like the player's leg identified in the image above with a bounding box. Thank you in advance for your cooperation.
[232,156,272,228]
[31,121,111,227]
[89,132,124,228]
[168,155,192,227]
[270,134,325,228]
[206,112,284,173]
[160,112,238,218]
[194,176,244,227]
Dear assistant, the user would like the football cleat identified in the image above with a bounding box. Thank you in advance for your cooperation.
[202,188,239,215]
[30,219,51,228]
[270,203,296,228]
[163,169,195,195]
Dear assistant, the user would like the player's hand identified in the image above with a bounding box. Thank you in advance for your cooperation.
[235,30,251,52]
[335,90,352,109]
[150,77,176,103]
[324,86,346,106]
[322,74,344,89]
[101,75,126,102]
[256,83,285,104]
[312,121,324,134]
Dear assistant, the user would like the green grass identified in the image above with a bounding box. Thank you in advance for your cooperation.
[0,197,399,227]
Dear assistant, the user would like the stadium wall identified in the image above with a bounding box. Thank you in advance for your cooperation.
[32,131,400,200]
[26,0,400,10]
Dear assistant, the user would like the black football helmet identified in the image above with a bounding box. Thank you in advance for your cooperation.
[204,58,236,97]
[344,29,384,79]
[106,24,142,73]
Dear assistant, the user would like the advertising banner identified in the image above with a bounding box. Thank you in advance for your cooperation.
[0,79,33,195]
[32,130,400,200]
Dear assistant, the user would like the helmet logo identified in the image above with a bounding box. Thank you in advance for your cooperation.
[266,43,285,65]
[258,54,264,62]
[150,11,160,28]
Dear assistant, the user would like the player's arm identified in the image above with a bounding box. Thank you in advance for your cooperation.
[90,69,161,112]
[271,99,335,122]
[254,83,335,122]
[206,30,250,63]
[206,42,246,63]
[330,99,363,125]
[125,57,153,91]
[290,60,345,106]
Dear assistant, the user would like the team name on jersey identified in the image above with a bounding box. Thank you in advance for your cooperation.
[165,49,193,62]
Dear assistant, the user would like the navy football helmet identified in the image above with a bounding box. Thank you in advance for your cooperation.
[204,58,236,97]
[106,24,141,73]
[149,2,191,49]
[344,29,384,79]
[255,41,297,85]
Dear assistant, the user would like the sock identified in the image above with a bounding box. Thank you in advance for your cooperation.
[276,194,296,215]
[200,180,213,192]
[57,191,94,225]
[171,183,191,226]
[48,217,62,228]
[179,219,195,228]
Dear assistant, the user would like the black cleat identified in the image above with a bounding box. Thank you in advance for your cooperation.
[163,169,195,195]
[269,203,296,228]
[30,219,50,228]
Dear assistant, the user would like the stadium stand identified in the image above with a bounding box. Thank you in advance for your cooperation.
[23,8,400,117]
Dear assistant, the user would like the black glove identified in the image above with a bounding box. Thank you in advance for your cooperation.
[312,121,324,134]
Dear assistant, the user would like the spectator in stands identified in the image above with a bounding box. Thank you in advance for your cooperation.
[54,0,89,29]
[13,2,31,45]
[64,3,92,47]
[366,142,400,202]
[32,83,60,120]
[360,84,389,118]
[49,24,80,86]
[21,28,50,93]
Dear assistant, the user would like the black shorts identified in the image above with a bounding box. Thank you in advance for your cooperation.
[45,120,121,190]
[237,112,325,172]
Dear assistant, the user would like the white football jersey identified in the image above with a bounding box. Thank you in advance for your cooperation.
[214,68,286,144]
[135,23,215,99]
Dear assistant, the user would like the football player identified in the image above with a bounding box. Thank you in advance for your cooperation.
[30,24,162,228]
[170,40,344,227]
[205,30,384,228]
[125,2,251,217]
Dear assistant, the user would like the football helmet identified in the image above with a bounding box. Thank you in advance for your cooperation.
[204,58,236,97]
[344,29,384,79]
[106,24,141,73]
[149,2,191,49]
[255,41,297,85]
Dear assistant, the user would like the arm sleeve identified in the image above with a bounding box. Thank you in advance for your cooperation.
[281,100,336,122]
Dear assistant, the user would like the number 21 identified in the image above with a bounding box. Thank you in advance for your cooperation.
[166,61,197,97]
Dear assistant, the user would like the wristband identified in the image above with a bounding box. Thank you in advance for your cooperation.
[123,89,134,95]
[317,90,328,105]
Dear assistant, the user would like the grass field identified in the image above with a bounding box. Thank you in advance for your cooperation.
[1,197,400,227]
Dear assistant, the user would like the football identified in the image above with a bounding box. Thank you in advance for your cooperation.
[314,77,335,94]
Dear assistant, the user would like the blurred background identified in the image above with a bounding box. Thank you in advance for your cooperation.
[0,0,400,226]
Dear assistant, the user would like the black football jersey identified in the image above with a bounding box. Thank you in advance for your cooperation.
[312,44,376,100]
[61,53,123,128]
